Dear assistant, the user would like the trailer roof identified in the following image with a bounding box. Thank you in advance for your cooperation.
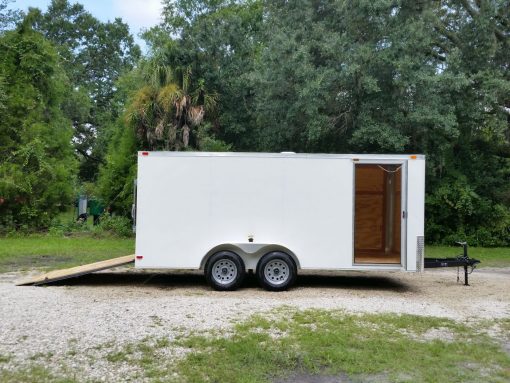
[138,152,425,160]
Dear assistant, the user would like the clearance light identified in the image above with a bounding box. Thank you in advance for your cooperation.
[136,255,143,260]
[410,155,417,159]
[141,152,149,156]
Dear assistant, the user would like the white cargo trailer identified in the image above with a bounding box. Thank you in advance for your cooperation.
[134,152,425,291]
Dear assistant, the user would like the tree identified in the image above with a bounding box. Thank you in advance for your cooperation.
[127,56,218,151]
[26,0,141,181]
[0,0,21,32]
[152,0,263,148]
[0,22,76,229]
[422,0,510,245]
[96,118,138,216]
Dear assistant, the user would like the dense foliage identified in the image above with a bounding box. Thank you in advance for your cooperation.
[0,0,509,244]
[0,20,76,229]
[28,0,141,181]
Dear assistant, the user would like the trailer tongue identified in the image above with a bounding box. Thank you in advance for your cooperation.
[424,242,480,286]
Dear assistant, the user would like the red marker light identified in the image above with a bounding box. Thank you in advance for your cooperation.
[136,255,143,260]
[141,152,149,156]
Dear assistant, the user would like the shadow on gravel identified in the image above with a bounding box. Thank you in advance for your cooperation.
[49,271,412,292]
[296,274,410,292]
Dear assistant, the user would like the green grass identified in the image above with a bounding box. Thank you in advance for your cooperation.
[426,246,510,268]
[98,309,510,383]
[0,354,12,364]
[0,235,134,272]
[0,365,77,383]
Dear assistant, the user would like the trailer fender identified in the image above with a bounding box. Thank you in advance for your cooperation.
[200,243,300,272]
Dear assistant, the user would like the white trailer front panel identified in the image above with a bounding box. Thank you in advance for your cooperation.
[135,152,425,272]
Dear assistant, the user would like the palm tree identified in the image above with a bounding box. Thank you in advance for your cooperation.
[127,56,217,150]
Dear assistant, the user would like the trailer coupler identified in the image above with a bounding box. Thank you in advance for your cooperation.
[424,242,480,286]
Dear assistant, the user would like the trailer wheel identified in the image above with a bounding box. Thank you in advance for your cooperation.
[205,251,245,291]
[257,251,297,291]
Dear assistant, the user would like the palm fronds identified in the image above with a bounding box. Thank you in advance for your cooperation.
[125,59,217,150]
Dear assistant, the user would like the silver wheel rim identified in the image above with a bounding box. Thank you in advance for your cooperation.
[212,259,238,285]
[264,259,290,285]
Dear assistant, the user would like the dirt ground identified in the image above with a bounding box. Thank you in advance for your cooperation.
[1,267,509,381]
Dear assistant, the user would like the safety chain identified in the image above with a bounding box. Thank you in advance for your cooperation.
[377,165,402,173]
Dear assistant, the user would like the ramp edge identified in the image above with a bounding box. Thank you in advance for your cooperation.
[15,254,135,286]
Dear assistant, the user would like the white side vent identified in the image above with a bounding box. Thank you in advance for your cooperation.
[416,236,424,271]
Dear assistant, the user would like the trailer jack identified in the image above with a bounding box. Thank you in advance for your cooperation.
[424,242,480,286]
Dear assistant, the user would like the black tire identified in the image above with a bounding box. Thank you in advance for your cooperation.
[257,251,297,291]
[205,251,245,291]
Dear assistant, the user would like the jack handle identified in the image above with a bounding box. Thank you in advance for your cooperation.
[455,241,468,259]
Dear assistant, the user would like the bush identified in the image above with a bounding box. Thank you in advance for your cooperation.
[97,121,137,216]
[426,176,510,247]
[93,214,133,237]
[47,216,91,236]
[47,214,133,238]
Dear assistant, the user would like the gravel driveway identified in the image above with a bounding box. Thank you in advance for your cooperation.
[1,267,509,381]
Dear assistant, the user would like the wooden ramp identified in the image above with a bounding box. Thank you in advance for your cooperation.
[16,255,135,286]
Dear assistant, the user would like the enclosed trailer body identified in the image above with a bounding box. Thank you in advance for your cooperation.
[135,152,425,290]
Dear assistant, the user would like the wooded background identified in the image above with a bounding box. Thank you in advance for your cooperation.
[0,0,508,246]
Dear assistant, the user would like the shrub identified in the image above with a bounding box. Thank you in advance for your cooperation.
[93,214,133,237]
[47,216,91,236]
[47,213,133,238]
[426,176,510,247]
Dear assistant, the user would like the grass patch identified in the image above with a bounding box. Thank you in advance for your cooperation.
[0,365,77,383]
[106,349,133,363]
[0,235,134,272]
[499,318,510,333]
[426,246,510,268]
[168,310,510,383]
[104,337,175,380]
[191,311,507,382]
[99,309,510,383]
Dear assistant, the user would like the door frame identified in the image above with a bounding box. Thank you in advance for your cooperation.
[352,159,408,268]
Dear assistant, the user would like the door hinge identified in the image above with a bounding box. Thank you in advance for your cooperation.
[402,211,407,219]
